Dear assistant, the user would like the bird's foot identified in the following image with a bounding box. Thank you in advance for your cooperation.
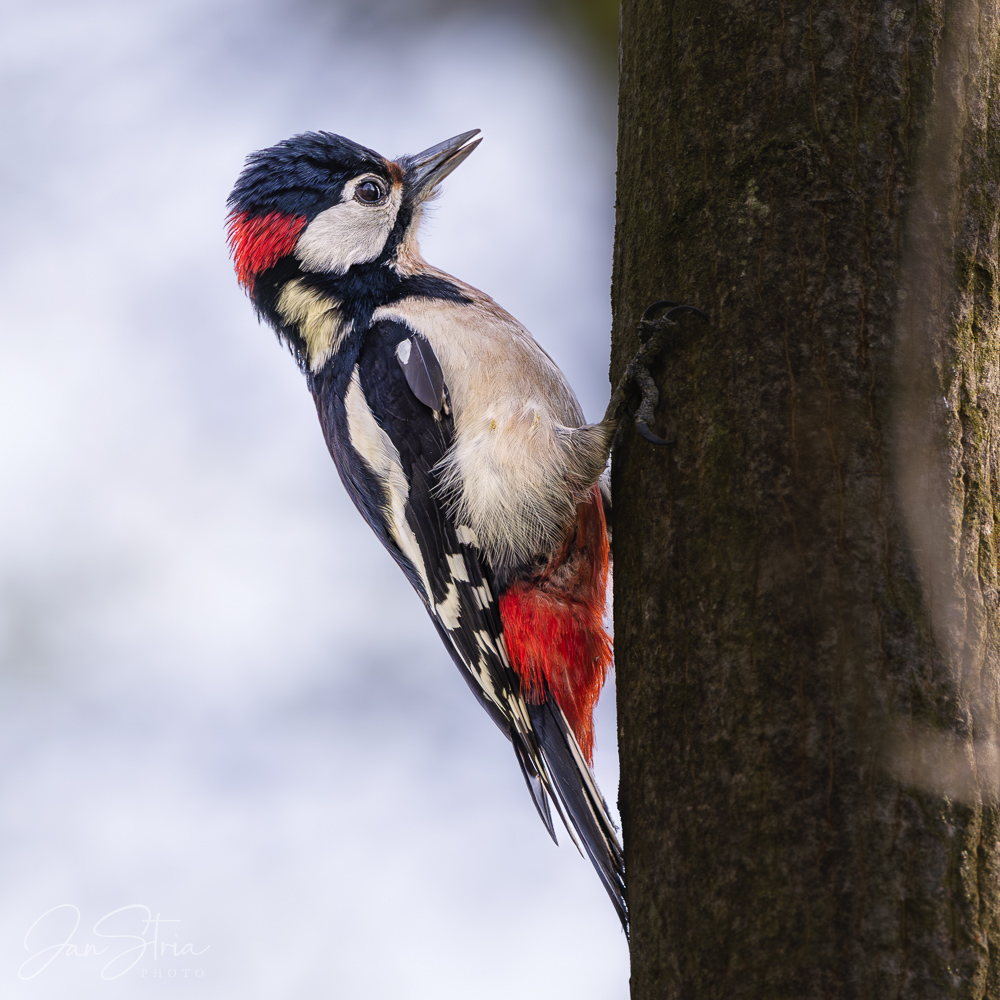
[605,299,708,445]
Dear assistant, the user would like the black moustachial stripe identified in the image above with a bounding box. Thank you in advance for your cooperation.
[250,257,471,376]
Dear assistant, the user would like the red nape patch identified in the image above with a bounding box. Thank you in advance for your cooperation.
[226,210,307,288]
[500,486,612,764]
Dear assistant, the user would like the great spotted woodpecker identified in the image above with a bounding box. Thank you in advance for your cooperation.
[227,130,653,931]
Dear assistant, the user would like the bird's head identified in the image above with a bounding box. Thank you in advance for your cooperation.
[226,129,481,296]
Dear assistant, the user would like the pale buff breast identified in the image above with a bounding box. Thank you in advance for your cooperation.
[372,282,609,568]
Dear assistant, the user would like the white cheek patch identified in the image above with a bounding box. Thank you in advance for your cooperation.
[296,179,402,275]
[344,366,433,602]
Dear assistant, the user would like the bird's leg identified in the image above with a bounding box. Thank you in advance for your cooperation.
[604,299,707,445]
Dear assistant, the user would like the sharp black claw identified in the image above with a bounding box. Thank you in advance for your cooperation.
[635,421,673,446]
[605,295,707,447]
[663,304,708,324]
[641,299,680,323]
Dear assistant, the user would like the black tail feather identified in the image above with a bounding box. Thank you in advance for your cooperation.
[512,736,557,844]
[527,701,628,934]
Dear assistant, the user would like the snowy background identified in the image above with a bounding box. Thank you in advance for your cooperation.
[0,0,625,995]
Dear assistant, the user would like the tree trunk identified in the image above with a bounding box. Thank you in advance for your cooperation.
[611,2,1000,997]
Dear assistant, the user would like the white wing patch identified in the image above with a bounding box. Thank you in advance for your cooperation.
[455,524,479,546]
[436,581,462,629]
[474,629,499,655]
[471,652,499,703]
[344,365,433,601]
[434,554,470,629]
[344,357,535,739]
[464,637,532,735]
[445,553,469,582]
[343,342,544,784]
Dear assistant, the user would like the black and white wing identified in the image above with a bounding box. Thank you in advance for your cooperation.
[312,317,626,930]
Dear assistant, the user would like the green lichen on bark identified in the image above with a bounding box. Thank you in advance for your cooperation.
[612,1,1000,997]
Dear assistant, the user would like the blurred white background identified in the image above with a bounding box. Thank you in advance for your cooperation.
[0,0,625,995]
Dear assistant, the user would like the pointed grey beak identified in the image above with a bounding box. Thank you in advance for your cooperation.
[401,129,482,203]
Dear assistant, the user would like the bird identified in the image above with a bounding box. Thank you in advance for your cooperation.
[227,129,635,929]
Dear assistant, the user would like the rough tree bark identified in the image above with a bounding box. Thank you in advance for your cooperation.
[611,2,1000,997]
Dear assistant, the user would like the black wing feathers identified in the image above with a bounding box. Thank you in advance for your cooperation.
[313,317,627,932]
[396,332,446,412]
[354,321,527,734]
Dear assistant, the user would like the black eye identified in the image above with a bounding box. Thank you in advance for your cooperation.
[354,179,386,204]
